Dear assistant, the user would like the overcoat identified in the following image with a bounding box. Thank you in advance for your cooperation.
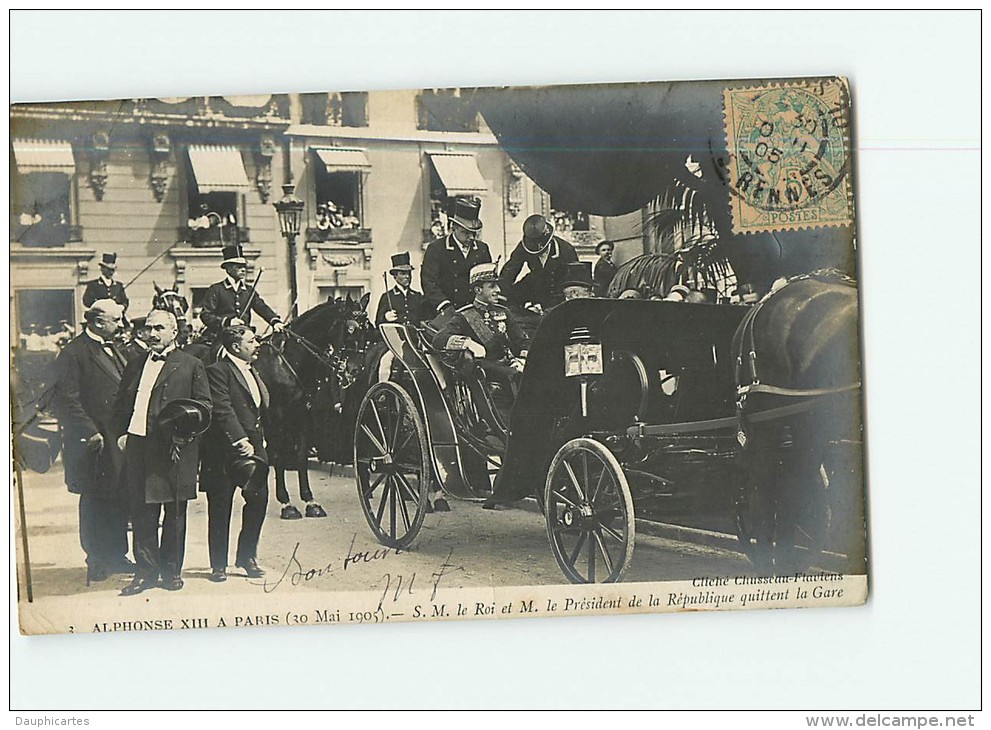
[113,349,212,503]
[200,280,281,334]
[499,236,578,310]
[50,332,127,496]
[200,356,269,492]
[421,234,492,314]
[374,286,425,326]
[593,257,618,297]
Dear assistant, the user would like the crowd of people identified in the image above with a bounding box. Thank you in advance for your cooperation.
[39,195,758,595]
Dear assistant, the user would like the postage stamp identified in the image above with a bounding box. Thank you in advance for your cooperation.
[722,77,854,235]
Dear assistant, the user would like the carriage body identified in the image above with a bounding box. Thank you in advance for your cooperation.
[354,292,865,584]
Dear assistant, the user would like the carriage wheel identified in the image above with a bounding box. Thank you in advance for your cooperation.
[544,438,635,584]
[354,382,430,549]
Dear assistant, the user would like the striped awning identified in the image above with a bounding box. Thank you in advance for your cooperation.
[12,139,76,174]
[187,145,251,192]
[427,152,488,196]
[312,147,371,171]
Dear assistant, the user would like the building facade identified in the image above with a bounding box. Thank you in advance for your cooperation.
[10,89,646,370]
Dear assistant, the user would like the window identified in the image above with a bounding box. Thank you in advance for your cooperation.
[425,152,487,240]
[14,289,76,352]
[185,145,251,246]
[11,139,78,247]
[550,195,590,233]
[300,92,368,127]
[417,89,480,133]
[308,148,370,242]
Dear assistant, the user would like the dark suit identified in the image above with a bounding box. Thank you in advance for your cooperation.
[593,257,618,297]
[375,286,425,326]
[113,349,211,581]
[50,331,129,570]
[421,234,492,314]
[202,356,270,571]
[200,280,281,336]
[82,277,129,311]
[499,236,578,310]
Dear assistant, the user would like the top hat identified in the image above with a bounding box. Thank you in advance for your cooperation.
[99,252,118,270]
[450,197,483,232]
[226,454,268,490]
[469,262,500,286]
[562,261,593,289]
[220,244,248,268]
[521,214,554,254]
[156,398,211,440]
[130,316,148,330]
[389,252,414,272]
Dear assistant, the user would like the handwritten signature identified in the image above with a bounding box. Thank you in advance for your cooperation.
[376,548,465,611]
[262,533,407,593]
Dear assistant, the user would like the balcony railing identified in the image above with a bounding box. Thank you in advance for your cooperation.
[305,227,372,245]
[178,225,250,247]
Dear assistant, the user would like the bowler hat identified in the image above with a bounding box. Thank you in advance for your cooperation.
[562,261,593,289]
[99,252,118,270]
[226,455,268,490]
[450,197,483,232]
[156,399,211,440]
[220,244,248,268]
[389,252,414,272]
[521,215,554,254]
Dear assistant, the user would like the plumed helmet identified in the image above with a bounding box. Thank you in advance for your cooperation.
[156,398,211,440]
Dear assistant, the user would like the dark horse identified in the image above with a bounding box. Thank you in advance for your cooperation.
[253,294,374,519]
[732,271,865,575]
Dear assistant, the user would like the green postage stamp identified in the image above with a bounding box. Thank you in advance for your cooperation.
[722,78,855,234]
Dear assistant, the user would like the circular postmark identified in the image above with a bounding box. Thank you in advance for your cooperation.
[726,81,850,216]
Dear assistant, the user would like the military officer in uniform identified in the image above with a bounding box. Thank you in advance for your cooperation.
[200,244,284,340]
[375,252,425,326]
[499,214,578,313]
[421,197,492,316]
[82,252,129,313]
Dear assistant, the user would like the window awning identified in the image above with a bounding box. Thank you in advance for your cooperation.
[12,139,76,174]
[312,147,371,172]
[427,152,488,196]
[187,145,251,192]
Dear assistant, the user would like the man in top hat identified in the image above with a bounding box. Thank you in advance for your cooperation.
[561,261,595,302]
[113,309,212,595]
[200,245,284,340]
[592,240,618,297]
[499,214,578,313]
[375,252,425,327]
[201,325,270,583]
[49,299,133,584]
[421,196,492,315]
[82,253,129,312]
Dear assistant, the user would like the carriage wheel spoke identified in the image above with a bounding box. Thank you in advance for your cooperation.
[393,478,412,531]
[390,397,403,451]
[363,471,387,501]
[599,522,623,543]
[551,489,578,509]
[593,528,614,575]
[590,463,608,504]
[552,523,582,535]
[587,532,596,582]
[360,423,388,456]
[371,401,390,454]
[394,472,420,503]
[566,531,587,568]
[393,429,414,457]
[389,478,397,539]
[561,460,587,501]
[375,479,391,525]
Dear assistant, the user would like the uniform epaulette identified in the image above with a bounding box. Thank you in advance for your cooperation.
[456,304,473,313]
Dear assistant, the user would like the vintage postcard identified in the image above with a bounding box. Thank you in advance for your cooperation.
[9,76,868,636]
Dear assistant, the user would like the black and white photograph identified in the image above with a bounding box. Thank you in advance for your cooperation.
[8,9,980,715]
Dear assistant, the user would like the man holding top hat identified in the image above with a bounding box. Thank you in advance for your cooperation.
[49,298,132,585]
[200,244,284,340]
[113,309,211,595]
[201,325,270,583]
[82,252,129,312]
[421,196,492,316]
[375,252,425,327]
[499,214,578,313]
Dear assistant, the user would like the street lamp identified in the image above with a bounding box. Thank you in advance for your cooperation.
[274,182,304,319]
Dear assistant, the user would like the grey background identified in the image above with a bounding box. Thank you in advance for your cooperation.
[8,10,981,709]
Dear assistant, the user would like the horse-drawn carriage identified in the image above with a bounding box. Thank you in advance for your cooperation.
[353,274,866,584]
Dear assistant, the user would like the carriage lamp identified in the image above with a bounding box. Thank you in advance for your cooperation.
[274,183,305,318]
[564,326,603,418]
